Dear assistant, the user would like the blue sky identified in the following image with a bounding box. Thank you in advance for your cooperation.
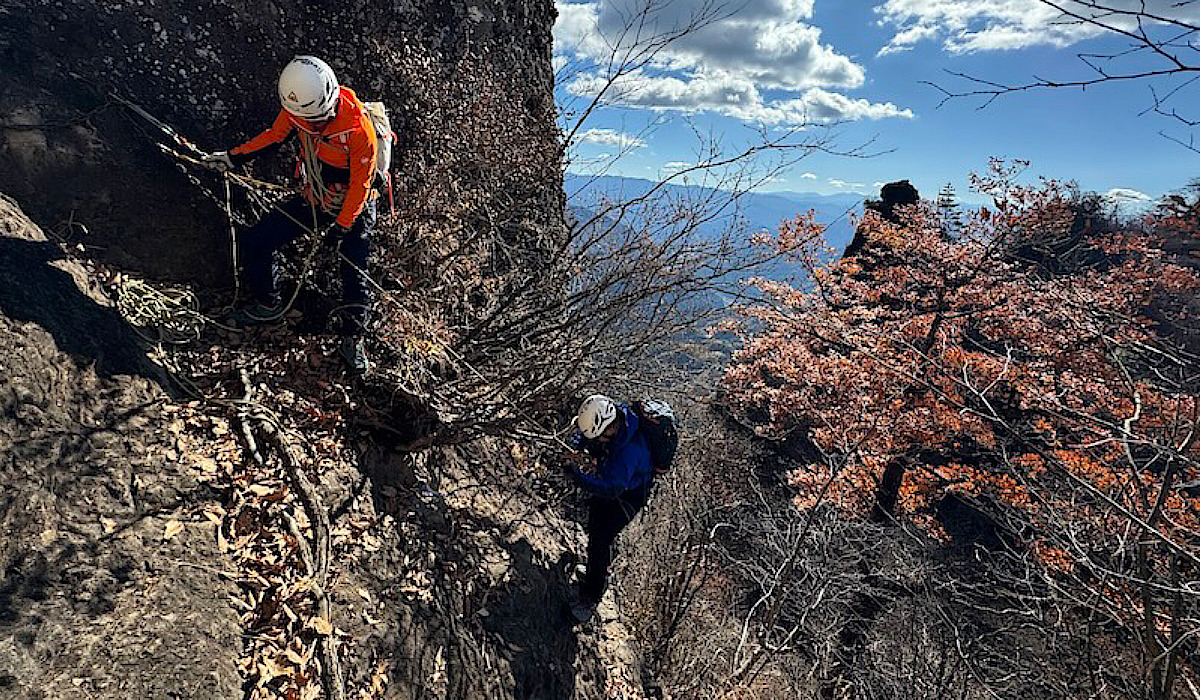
[554,0,1200,205]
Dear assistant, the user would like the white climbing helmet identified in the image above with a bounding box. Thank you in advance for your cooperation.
[577,394,618,439]
[278,56,339,120]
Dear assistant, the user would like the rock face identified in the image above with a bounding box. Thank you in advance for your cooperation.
[1,4,580,697]
[0,0,562,287]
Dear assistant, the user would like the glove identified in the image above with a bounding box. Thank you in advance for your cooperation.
[322,222,350,246]
[201,151,234,172]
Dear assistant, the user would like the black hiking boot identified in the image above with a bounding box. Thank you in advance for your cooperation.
[339,336,371,374]
[563,584,597,625]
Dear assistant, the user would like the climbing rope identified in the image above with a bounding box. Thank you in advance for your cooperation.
[112,93,327,325]
[110,273,205,344]
[298,131,347,214]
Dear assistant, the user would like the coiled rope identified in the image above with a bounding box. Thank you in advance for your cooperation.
[111,273,205,344]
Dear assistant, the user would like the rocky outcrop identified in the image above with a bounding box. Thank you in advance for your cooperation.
[0,3,593,696]
[843,180,920,259]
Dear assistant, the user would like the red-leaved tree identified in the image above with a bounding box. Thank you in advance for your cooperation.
[723,160,1200,698]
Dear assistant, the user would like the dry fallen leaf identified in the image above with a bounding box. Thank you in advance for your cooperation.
[357,658,391,699]
[164,520,184,540]
[249,484,289,501]
[307,616,333,636]
[194,457,219,474]
[285,648,307,666]
[257,656,290,684]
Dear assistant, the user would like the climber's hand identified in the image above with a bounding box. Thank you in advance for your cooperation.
[201,151,234,172]
[323,223,350,246]
[561,449,594,475]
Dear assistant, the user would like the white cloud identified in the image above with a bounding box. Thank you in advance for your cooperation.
[554,2,607,57]
[829,178,869,191]
[577,128,648,148]
[800,172,819,179]
[1104,187,1152,202]
[735,88,914,122]
[655,19,865,91]
[876,22,940,56]
[567,71,760,111]
[556,0,912,125]
[567,72,913,123]
[556,1,856,90]
[875,0,1200,55]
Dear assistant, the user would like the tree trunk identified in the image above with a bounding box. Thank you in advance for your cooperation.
[871,459,906,522]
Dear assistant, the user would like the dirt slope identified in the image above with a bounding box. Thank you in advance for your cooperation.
[0,194,242,698]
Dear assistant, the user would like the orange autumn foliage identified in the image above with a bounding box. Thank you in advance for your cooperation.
[723,163,1200,573]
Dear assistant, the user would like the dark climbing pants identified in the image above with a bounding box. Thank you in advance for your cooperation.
[581,484,651,606]
[240,196,375,336]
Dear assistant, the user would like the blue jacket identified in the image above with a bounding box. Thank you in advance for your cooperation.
[570,404,653,499]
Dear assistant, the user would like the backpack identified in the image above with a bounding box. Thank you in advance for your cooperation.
[362,101,396,212]
[634,398,678,473]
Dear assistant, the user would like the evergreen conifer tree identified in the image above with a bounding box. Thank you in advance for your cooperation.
[936,182,961,238]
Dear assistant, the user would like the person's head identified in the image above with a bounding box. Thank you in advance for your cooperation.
[278,56,339,127]
[577,394,620,442]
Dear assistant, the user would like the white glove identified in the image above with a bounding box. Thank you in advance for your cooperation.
[201,151,234,172]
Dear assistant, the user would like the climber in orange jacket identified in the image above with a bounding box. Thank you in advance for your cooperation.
[202,55,378,373]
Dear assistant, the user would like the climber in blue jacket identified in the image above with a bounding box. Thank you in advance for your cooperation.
[565,394,656,624]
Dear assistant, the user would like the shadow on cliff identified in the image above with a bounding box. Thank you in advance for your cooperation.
[353,456,583,698]
[478,535,581,696]
[0,237,161,383]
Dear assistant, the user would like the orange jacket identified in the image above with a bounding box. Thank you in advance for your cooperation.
[231,87,378,228]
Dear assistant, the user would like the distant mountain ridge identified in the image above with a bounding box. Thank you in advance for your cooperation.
[564,172,863,254]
